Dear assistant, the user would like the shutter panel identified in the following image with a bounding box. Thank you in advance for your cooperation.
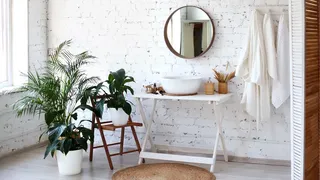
[290,0,306,179]
[304,0,320,179]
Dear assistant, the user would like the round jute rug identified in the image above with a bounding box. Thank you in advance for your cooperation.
[112,163,216,180]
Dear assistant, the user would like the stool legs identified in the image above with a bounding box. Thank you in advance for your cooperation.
[89,114,142,170]
[89,113,95,162]
[120,127,125,155]
[96,116,114,170]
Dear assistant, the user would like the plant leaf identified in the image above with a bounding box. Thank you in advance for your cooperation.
[95,99,105,117]
[125,86,134,95]
[74,104,102,118]
[38,130,48,142]
[44,140,59,159]
[63,139,72,155]
[76,138,88,151]
[48,125,67,143]
[122,102,132,115]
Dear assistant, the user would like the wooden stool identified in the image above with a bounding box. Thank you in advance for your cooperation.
[89,96,143,170]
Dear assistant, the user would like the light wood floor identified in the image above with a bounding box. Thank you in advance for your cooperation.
[0,146,290,180]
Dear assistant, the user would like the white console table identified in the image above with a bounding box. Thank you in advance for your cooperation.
[134,93,232,173]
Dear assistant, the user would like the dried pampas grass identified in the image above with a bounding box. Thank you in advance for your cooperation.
[212,69,235,83]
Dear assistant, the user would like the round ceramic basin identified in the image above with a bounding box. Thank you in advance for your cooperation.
[161,76,202,95]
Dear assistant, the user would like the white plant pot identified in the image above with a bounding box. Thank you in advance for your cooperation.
[109,108,129,126]
[56,150,83,175]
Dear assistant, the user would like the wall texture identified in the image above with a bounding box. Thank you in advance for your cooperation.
[0,0,47,157]
[47,0,290,161]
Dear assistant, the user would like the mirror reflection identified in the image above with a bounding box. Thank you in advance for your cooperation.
[165,6,215,59]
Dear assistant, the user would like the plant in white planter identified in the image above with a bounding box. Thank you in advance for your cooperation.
[82,69,135,126]
[105,69,135,126]
[12,40,103,176]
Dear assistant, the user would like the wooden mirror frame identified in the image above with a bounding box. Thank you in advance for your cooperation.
[164,6,216,59]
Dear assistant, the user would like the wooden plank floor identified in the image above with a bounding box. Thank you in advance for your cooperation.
[0,146,290,180]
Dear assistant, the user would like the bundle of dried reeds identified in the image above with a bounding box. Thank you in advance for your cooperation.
[212,69,235,83]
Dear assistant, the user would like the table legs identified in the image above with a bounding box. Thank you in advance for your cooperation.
[136,98,228,173]
[210,103,228,172]
[136,98,157,164]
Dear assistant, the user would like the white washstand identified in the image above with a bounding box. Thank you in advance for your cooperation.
[134,77,232,173]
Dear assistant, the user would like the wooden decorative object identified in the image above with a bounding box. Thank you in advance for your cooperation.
[218,83,228,94]
[212,64,234,95]
[204,82,215,95]
[144,83,165,95]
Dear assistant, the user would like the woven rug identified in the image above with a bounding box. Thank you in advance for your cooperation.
[112,163,216,180]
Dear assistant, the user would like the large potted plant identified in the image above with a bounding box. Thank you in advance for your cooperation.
[13,40,103,175]
[99,69,135,126]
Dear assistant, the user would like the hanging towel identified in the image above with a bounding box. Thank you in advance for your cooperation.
[263,12,278,82]
[272,14,290,108]
[260,12,277,120]
[236,10,270,129]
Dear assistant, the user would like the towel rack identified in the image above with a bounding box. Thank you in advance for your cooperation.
[253,6,289,15]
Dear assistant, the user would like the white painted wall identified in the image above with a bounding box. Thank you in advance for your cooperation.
[47,0,290,161]
[0,0,47,157]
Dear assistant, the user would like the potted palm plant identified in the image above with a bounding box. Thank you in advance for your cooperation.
[13,40,103,175]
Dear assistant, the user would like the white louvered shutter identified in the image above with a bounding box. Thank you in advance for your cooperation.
[290,0,305,179]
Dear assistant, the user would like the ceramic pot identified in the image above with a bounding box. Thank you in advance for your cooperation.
[109,108,129,126]
[56,150,83,175]
[218,82,228,94]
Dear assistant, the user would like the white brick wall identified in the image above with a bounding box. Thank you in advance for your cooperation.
[47,0,290,161]
[0,0,47,157]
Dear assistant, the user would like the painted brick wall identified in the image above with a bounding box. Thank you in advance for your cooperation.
[0,0,48,157]
[48,0,290,160]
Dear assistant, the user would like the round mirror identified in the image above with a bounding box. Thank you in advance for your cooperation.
[164,6,215,59]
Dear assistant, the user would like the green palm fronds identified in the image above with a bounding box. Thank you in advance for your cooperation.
[13,40,99,125]
[12,40,105,158]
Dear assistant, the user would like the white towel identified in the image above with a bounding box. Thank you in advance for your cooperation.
[236,10,271,130]
[272,14,290,109]
[263,12,278,82]
[261,12,277,122]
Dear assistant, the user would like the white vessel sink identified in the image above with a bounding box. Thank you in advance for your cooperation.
[161,76,202,95]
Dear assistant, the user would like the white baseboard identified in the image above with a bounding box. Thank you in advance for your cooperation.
[154,145,290,167]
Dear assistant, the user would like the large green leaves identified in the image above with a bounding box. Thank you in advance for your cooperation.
[44,122,94,158]
[104,69,135,115]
